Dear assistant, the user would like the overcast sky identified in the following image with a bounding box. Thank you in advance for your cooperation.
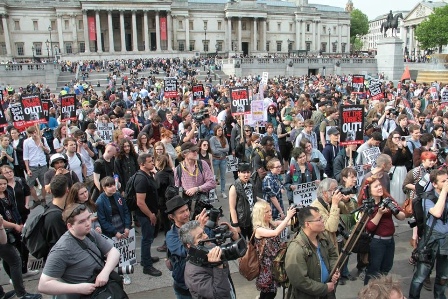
[310,0,422,20]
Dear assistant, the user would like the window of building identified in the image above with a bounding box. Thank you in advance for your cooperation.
[266,42,270,52]
[321,42,327,52]
[203,40,209,52]
[178,40,185,51]
[306,23,310,32]
[34,43,42,55]
[306,42,311,52]
[178,20,183,30]
[51,21,56,30]
[397,28,400,34]
[64,20,69,30]
[288,41,293,52]
[189,21,193,31]
[65,42,72,54]
[218,21,222,31]
[14,20,20,30]
[323,26,326,33]
[203,21,207,30]
[232,41,237,51]
[0,43,6,55]
[33,21,38,31]
[266,22,269,31]
[79,20,83,30]
[277,22,281,31]
[16,42,24,55]
[289,23,293,32]
[341,43,346,53]
[242,21,246,30]
[332,42,337,53]
[216,40,223,51]
[276,41,282,52]
[79,42,85,53]
[189,40,195,51]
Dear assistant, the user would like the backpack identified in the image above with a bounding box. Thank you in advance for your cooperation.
[413,184,437,238]
[22,204,60,259]
[62,152,83,170]
[124,170,148,212]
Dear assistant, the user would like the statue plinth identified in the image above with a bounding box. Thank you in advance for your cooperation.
[376,37,404,82]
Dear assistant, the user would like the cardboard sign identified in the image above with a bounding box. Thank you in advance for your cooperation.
[230,87,250,116]
[362,147,381,168]
[251,100,264,121]
[112,228,137,266]
[226,155,239,172]
[164,77,178,98]
[339,105,364,146]
[97,122,114,144]
[369,82,384,101]
[61,94,77,121]
[21,94,46,126]
[9,103,25,131]
[352,75,365,92]
[192,84,204,101]
[293,181,318,206]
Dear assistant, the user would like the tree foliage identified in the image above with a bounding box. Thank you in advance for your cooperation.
[350,9,369,38]
[352,37,364,52]
[415,5,448,52]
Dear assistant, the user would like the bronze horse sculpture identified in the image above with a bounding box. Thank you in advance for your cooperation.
[381,13,404,37]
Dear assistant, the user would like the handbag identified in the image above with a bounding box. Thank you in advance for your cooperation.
[402,197,413,218]
[388,166,397,180]
[239,229,265,281]
[351,232,372,254]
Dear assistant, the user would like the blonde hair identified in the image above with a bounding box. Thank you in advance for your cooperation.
[252,200,274,229]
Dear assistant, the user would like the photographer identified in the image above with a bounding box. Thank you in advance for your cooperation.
[179,220,239,299]
[357,177,405,285]
[409,169,448,299]
[378,106,398,140]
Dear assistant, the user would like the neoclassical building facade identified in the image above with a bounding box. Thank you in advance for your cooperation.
[0,0,351,60]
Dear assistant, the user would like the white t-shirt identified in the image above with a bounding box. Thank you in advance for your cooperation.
[67,153,84,182]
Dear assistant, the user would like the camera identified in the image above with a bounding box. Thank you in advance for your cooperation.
[401,137,406,142]
[115,265,134,275]
[337,186,358,196]
[79,133,88,143]
[387,108,399,116]
[289,204,303,232]
[408,218,417,228]
[379,197,400,215]
[205,207,223,229]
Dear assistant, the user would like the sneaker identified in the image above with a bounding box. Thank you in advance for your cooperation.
[18,293,42,299]
[151,256,160,263]
[122,274,131,285]
[358,269,366,281]
[339,277,347,285]
[222,193,227,199]
[143,266,162,277]
[22,269,39,278]
[343,274,357,281]
[423,276,432,291]
[0,290,16,299]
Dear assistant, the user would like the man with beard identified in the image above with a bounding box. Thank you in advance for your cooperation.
[252,136,282,200]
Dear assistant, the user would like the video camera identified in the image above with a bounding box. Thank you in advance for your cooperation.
[192,109,209,124]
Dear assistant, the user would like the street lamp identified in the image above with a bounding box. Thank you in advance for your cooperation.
[204,24,207,56]
[287,38,290,56]
[48,25,53,59]
[45,40,50,59]
[328,28,331,54]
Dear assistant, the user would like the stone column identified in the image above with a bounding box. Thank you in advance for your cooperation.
[71,13,78,53]
[108,10,114,53]
[95,10,103,53]
[409,26,414,56]
[155,11,161,51]
[120,11,126,52]
[295,19,300,50]
[1,15,11,56]
[185,17,190,51]
[338,24,342,53]
[57,14,64,54]
[262,19,266,51]
[131,11,138,51]
[301,20,306,50]
[252,18,257,52]
[227,18,232,51]
[316,21,321,52]
[237,17,242,52]
[167,11,173,51]
[143,11,149,51]
[346,24,350,53]
[82,10,90,53]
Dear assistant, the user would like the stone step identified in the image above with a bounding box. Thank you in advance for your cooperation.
[416,70,448,83]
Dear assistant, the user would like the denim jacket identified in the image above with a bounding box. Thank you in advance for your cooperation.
[96,192,131,238]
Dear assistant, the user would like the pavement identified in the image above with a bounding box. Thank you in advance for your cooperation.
[0,173,442,299]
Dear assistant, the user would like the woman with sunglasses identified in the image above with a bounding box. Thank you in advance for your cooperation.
[96,176,132,284]
[266,105,280,129]
[198,139,214,174]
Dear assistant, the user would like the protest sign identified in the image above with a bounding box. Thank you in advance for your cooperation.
[230,87,250,116]
[261,72,269,85]
[293,181,318,206]
[226,155,238,172]
[112,228,137,266]
[164,77,178,98]
[97,122,114,144]
[354,165,365,188]
[352,75,365,92]
[10,103,25,130]
[429,87,438,100]
[60,94,77,121]
[208,189,217,204]
[339,105,364,146]
[0,105,8,129]
[41,99,51,122]
[401,98,415,121]
[368,82,384,101]
[441,90,448,104]
[21,94,46,126]
[362,147,381,168]
[192,84,204,101]
[251,100,264,121]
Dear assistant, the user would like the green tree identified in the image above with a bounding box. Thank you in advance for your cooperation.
[352,37,364,52]
[415,5,448,53]
[350,9,369,39]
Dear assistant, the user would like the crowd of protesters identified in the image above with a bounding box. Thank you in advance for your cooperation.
[0,55,448,298]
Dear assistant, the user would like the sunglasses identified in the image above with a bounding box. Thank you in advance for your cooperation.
[66,204,87,223]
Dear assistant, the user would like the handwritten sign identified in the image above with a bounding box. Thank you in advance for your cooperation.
[293,181,318,206]
[251,100,264,121]
[112,228,137,266]
[97,122,114,144]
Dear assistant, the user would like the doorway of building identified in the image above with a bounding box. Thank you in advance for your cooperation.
[125,34,132,51]
[150,33,157,51]
[308,68,318,76]
[242,42,249,56]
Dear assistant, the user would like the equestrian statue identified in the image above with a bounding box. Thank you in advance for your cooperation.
[381,11,404,37]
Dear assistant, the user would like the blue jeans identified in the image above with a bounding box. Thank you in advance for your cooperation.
[364,237,395,285]
[174,289,192,299]
[338,241,350,277]
[137,214,155,269]
[213,158,227,193]
[409,249,448,299]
